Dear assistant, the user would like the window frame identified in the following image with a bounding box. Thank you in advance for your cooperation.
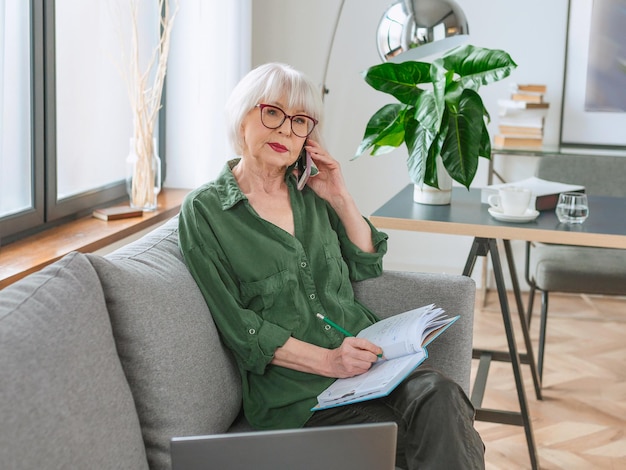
[0,0,165,245]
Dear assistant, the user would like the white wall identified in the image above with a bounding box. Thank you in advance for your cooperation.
[165,0,251,190]
[166,0,570,288]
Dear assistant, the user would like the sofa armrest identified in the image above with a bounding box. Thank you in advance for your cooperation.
[352,271,476,395]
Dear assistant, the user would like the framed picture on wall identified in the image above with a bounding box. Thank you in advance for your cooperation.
[560,0,626,147]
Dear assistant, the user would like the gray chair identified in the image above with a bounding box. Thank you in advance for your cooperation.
[525,153,626,380]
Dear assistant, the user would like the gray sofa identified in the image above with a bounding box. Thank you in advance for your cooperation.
[0,216,476,470]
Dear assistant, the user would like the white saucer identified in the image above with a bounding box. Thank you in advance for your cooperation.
[488,207,540,223]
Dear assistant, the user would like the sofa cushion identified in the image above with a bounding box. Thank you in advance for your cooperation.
[0,252,148,470]
[88,216,241,470]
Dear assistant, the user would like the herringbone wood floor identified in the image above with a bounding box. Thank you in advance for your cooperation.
[473,291,626,469]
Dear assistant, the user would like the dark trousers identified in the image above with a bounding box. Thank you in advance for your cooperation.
[305,368,485,470]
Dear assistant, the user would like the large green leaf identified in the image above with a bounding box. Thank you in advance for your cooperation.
[405,93,438,186]
[423,145,440,187]
[429,61,447,123]
[353,104,405,157]
[439,89,485,188]
[405,117,431,186]
[478,119,492,159]
[440,44,517,92]
[413,91,439,133]
[424,125,446,187]
[363,61,431,105]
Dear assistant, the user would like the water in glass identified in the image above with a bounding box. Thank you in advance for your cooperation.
[555,192,589,224]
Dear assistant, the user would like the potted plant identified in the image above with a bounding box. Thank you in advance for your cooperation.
[354,44,517,204]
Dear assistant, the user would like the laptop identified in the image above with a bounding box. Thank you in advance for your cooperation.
[170,422,398,470]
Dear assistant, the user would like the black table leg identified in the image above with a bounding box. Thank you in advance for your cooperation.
[466,237,539,470]
[502,239,543,400]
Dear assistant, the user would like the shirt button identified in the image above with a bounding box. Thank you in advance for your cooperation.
[324,324,331,331]
[300,262,307,268]
[309,293,316,300]
[248,328,256,335]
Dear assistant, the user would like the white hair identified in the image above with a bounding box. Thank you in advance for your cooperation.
[225,63,324,155]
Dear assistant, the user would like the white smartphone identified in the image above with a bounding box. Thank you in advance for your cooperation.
[296,143,318,190]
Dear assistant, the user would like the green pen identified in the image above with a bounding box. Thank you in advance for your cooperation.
[316,313,383,358]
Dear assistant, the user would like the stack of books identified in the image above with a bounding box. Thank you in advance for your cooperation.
[493,84,549,149]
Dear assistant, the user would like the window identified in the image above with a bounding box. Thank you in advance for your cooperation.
[0,0,163,244]
[0,0,39,234]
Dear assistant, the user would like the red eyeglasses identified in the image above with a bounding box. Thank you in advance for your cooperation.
[256,104,318,138]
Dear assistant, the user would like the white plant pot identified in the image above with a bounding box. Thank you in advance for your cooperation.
[413,156,453,205]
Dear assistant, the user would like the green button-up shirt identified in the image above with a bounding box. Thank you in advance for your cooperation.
[178,159,388,430]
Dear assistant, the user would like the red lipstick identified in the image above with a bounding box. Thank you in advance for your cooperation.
[268,142,288,153]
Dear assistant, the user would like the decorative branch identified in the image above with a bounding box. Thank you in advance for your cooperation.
[124,0,179,208]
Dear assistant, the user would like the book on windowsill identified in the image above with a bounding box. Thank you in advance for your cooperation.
[92,205,144,221]
[480,176,586,211]
[311,304,459,411]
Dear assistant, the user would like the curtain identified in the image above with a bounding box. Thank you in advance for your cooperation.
[165,0,251,189]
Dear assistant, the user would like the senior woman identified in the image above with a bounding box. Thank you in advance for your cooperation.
[178,62,484,469]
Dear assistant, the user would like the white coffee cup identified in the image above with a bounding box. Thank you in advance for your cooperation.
[488,186,533,216]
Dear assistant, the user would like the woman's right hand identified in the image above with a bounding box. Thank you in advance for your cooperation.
[325,337,383,378]
[271,336,382,378]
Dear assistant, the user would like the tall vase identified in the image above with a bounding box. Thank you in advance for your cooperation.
[413,155,453,205]
[126,137,162,211]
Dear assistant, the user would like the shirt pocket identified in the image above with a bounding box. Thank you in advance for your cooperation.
[239,270,300,330]
[323,243,354,304]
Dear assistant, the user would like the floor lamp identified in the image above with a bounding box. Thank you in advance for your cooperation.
[321,0,469,99]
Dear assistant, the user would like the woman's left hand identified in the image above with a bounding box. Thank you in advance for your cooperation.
[301,139,349,203]
[300,139,376,254]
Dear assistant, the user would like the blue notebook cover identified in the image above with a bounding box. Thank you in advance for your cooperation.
[312,307,459,411]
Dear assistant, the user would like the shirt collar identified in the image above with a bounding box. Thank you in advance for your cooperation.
[215,158,297,211]
[215,159,247,210]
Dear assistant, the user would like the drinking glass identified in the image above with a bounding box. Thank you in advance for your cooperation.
[555,192,589,224]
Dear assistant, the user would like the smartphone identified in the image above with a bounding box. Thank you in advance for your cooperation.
[296,144,312,191]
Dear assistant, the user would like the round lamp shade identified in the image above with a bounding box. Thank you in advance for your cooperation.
[377,0,469,62]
